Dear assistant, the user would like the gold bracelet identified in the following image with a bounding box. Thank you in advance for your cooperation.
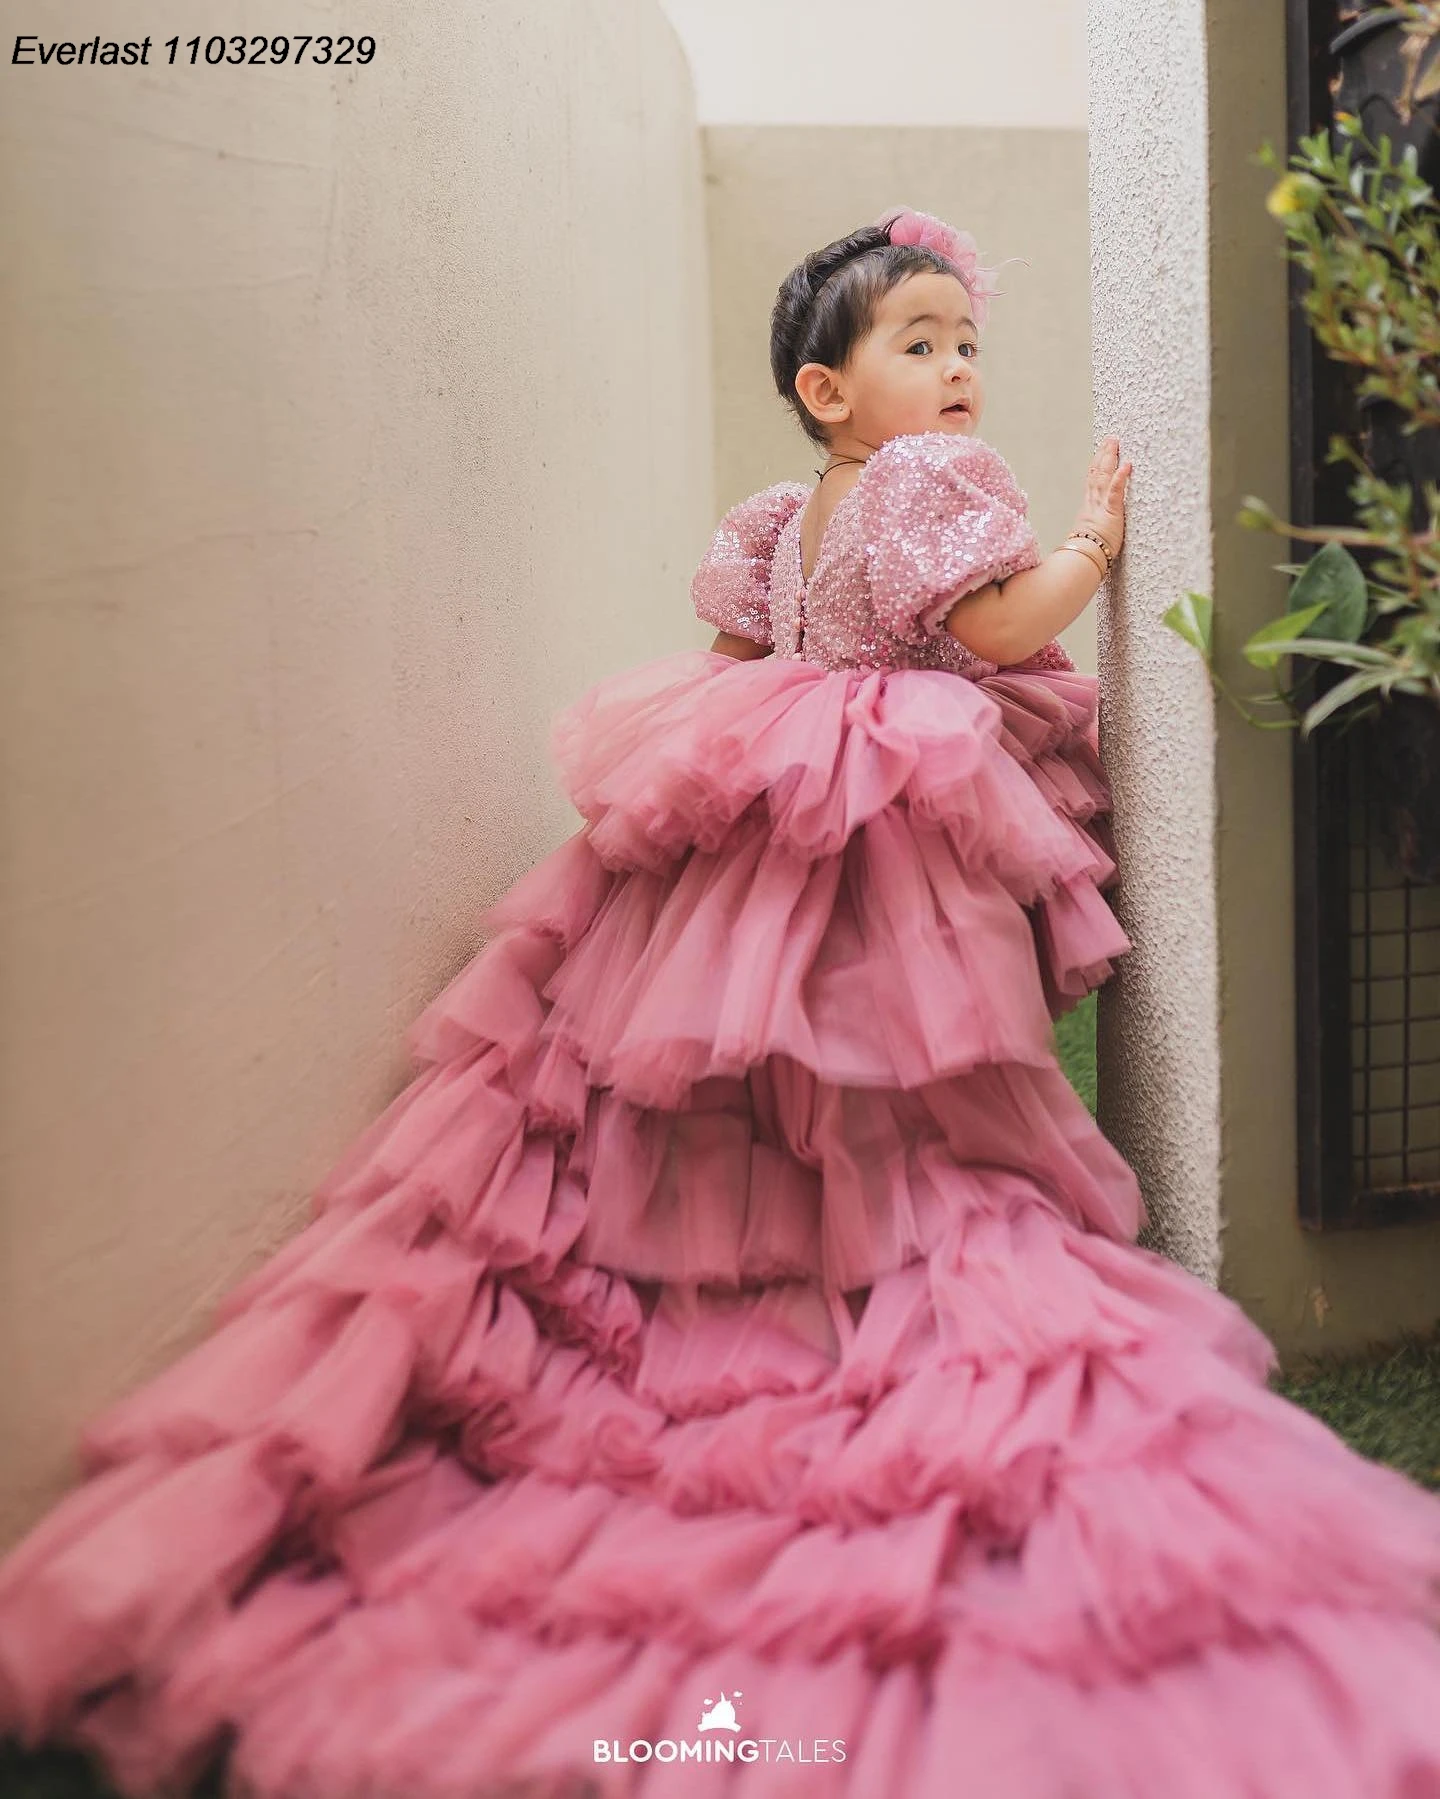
[1070,528,1116,569]
[1058,539,1108,579]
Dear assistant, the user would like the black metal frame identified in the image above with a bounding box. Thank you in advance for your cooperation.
[1287,0,1440,1228]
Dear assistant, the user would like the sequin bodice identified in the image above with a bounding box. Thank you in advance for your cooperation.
[690,431,1075,677]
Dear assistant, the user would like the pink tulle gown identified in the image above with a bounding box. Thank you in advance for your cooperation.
[3,431,1440,1799]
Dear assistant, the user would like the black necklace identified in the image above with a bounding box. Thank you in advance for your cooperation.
[814,454,868,481]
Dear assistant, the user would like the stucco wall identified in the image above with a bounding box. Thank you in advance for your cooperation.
[0,0,713,1544]
[1090,0,1440,1351]
[1087,0,1221,1278]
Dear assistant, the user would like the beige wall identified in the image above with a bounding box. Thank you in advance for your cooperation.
[701,126,1098,674]
[660,0,1088,130]
[0,0,713,1544]
[1206,0,1440,1352]
[1089,0,1440,1354]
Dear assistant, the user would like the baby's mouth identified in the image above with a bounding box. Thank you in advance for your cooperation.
[942,402,969,417]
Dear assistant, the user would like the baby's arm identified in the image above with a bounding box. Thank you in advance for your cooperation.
[860,435,1129,669]
[941,435,1131,666]
[711,630,773,660]
[942,555,1102,666]
[692,484,806,658]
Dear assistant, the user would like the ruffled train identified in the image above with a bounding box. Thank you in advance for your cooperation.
[1,648,1439,1798]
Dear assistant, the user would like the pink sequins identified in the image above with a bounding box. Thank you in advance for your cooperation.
[691,432,1075,677]
[689,483,808,647]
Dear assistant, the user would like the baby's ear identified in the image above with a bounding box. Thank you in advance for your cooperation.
[793,363,847,427]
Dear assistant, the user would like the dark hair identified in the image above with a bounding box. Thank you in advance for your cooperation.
[770,224,967,452]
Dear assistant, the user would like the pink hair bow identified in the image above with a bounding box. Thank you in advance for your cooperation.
[874,206,1001,332]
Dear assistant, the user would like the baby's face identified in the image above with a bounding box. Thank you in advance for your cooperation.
[840,270,987,445]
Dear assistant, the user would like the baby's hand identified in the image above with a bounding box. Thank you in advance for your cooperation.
[1072,436,1132,559]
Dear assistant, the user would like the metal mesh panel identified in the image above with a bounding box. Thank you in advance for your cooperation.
[1286,0,1440,1225]
[1348,723,1440,1196]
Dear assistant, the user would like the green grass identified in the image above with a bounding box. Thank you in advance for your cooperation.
[1053,995,1440,1491]
[1054,990,1098,1114]
[2,992,1434,1795]
[1270,1327,1440,1491]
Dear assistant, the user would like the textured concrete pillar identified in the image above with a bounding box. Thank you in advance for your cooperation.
[1090,0,1440,1355]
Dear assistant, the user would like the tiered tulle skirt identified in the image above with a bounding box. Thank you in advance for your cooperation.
[2,648,1439,1798]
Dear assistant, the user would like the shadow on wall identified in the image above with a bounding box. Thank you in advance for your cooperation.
[0,0,713,1550]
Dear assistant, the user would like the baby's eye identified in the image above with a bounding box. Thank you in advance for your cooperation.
[906,340,980,358]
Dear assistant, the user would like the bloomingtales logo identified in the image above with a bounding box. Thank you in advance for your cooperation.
[594,1686,847,1766]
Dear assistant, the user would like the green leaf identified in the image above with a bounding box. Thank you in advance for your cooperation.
[1162,592,1213,658]
[1300,668,1390,736]
[1236,495,1278,530]
[1242,603,1329,667]
[1242,636,1397,670]
[1286,541,1368,640]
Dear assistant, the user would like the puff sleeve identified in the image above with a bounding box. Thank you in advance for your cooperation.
[857,433,1043,648]
[690,482,808,647]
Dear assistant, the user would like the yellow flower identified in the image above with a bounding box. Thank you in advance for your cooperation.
[1266,172,1320,218]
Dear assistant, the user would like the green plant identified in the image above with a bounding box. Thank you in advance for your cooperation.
[1163,98,1440,736]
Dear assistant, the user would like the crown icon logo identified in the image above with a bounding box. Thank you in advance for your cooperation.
[697,1690,743,1733]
